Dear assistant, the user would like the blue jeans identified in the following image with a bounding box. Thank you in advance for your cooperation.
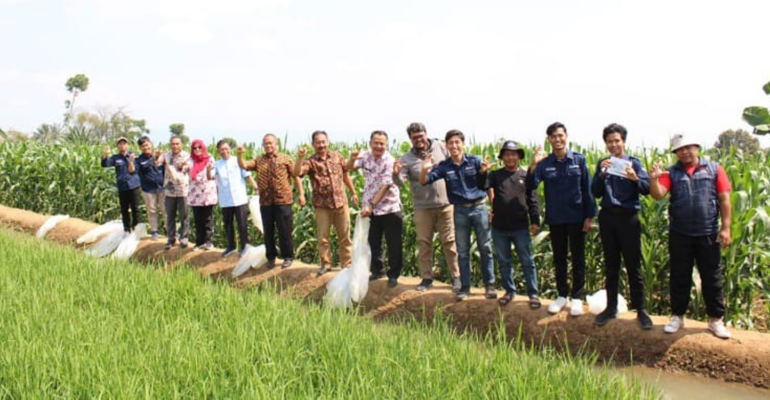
[454,203,495,287]
[492,227,538,297]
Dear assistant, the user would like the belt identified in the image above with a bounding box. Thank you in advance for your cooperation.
[457,199,485,208]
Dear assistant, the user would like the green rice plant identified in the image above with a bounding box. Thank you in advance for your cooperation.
[0,228,658,399]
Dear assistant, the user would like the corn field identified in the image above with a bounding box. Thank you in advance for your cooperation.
[0,140,768,330]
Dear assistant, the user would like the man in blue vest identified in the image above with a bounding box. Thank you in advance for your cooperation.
[650,134,733,339]
[102,137,142,233]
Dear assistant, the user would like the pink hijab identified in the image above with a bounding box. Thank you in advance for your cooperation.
[190,139,211,179]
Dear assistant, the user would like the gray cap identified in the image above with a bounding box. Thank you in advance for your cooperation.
[670,134,700,153]
[116,136,129,144]
[498,140,525,160]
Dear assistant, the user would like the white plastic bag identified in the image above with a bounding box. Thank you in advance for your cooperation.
[587,289,629,315]
[36,214,69,239]
[112,223,147,260]
[76,220,123,244]
[349,215,371,302]
[86,230,127,258]
[248,196,264,234]
[324,214,371,308]
[232,244,267,278]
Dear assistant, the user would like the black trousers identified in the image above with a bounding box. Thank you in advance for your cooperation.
[599,210,646,311]
[369,212,403,279]
[550,223,586,299]
[118,188,142,232]
[222,204,249,251]
[192,205,214,246]
[669,230,725,318]
[260,204,294,260]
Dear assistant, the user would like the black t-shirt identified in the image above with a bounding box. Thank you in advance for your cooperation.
[483,168,540,231]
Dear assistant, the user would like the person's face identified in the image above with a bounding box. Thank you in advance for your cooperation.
[502,150,520,169]
[218,143,231,159]
[446,136,464,157]
[117,141,128,153]
[370,134,387,157]
[191,143,204,156]
[313,133,328,155]
[604,132,625,157]
[140,141,153,156]
[547,128,567,151]
[409,131,428,151]
[263,135,277,155]
[675,144,699,165]
[170,138,182,154]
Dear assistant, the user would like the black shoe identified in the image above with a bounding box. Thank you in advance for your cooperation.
[638,310,653,330]
[179,241,188,249]
[416,279,433,292]
[388,277,398,288]
[594,308,618,326]
[266,259,276,269]
[456,285,471,301]
[317,266,329,276]
[485,284,498,299]
[369,272,384,281]
[222,248,237,258]
[165,243,173,250]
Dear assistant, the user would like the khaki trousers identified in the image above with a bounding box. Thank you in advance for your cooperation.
[414,205,459,279]
[141,190,165,233]
[315,204,353,268]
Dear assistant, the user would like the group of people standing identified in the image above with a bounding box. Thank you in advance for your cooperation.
[102,121,734,340]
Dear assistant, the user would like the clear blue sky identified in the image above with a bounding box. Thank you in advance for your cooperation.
[2,0,769,149]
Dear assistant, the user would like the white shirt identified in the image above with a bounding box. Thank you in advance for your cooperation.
[214,157,250,208]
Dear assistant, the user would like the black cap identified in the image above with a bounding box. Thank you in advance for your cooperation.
[498,140,525,160]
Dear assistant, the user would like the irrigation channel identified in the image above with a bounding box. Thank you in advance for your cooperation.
[2,204,769,395]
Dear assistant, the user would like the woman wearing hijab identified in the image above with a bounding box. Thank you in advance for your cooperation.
[188,139,218,250]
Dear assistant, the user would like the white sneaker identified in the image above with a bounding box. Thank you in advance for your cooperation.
[548,297,569,314]
[570,299,583,316]
[708,318,731,339]
[664,315,684,333]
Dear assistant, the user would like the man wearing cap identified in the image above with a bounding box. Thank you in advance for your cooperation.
[480,140,541,308]
[527,122,597,316]
[591,124,652,329]
[128,136,164,240]
[102,137,142,233]
[650,134,733,339]
[420,129,496,301]
[393,122,460,292]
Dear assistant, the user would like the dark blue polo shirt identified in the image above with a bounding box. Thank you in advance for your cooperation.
[591,154,650,211]
[101,152,141,192]
[426,154,486,205]
[526,149,597,225]
[135,153,165,193]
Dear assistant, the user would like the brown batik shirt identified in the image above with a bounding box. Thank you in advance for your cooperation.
[300,151,348,209]
[244,152,294,206]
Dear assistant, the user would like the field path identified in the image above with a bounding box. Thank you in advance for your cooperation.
[2,204,768,388]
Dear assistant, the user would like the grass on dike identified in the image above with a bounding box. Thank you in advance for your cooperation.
[0,229,658,399]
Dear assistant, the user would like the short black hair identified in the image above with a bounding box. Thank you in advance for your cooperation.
[216,139,230,149]
[137,136,151,146]
[370,130,388,141]
[546,122,567,136]
[170,135,183,143]
[311,130,327,142]
[602,123,627,142]
[406,122,426,138]
[445,129,464,143]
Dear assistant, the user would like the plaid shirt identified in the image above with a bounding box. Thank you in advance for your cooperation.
[244,152,294,206]
[155,151,190,197]
[301,151,349,209]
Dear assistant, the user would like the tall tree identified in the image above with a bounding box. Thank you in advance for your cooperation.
[33,123,64,143]
[743,81,770,135]
[64,74,90,126]
[169,123,189,144]
[714,129,760,154]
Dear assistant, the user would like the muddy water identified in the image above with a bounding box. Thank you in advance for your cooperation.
[617,367,770,400]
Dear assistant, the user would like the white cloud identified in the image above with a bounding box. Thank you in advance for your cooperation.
[158,20,213,45]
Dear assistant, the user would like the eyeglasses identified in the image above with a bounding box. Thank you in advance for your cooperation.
[192,146,202,150]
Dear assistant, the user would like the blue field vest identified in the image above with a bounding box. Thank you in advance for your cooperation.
[668,158,719,236]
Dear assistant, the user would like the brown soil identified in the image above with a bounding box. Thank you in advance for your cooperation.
[2,204,769,388]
